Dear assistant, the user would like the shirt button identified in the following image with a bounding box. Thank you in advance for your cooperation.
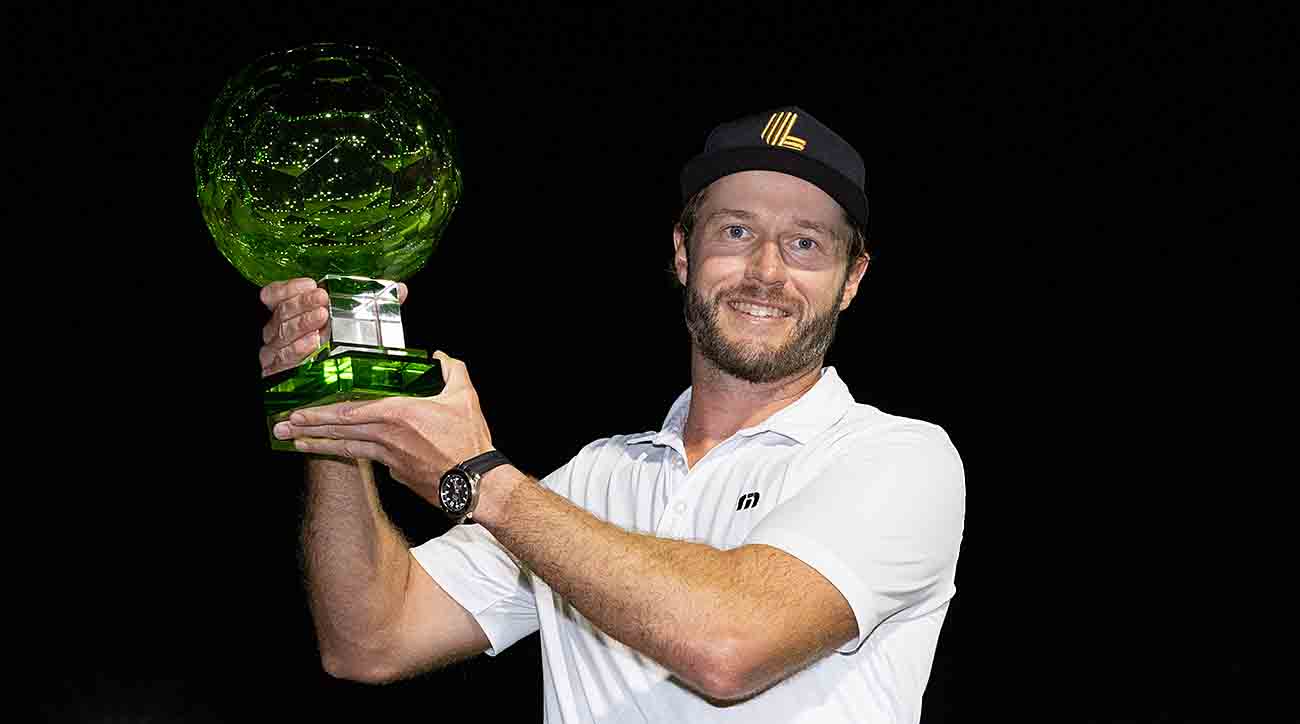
[674,502,687,514]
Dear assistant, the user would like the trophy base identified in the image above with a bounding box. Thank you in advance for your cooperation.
[263,342,444,452]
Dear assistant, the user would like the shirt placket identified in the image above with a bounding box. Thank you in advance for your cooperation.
[657,433,753,538]
[656,443,693,538]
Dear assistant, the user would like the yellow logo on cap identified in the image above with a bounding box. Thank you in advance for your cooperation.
[761,111,807,151]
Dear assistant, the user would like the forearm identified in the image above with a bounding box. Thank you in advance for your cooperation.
[272,355,854,694]
[475,468,771,697]
[301,456,413,672]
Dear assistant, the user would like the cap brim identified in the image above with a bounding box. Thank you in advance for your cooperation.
[679,147,868,229]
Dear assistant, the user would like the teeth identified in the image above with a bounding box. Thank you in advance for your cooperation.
[731,302,788,318]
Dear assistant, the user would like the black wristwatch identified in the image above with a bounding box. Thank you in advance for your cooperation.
[438,450,511,523]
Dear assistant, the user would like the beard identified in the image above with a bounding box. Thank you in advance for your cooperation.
[683,277,846,384]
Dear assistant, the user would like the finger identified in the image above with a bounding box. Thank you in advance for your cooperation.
[266,288,329,336]
[274,420,390,444]
[288,398,392,426]
[260,278,318,311]
[432,351,471,390]
[263,301,329,345]
[260,331,321,375]
[292,437,391,464]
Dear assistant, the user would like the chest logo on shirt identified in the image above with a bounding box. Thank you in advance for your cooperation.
[736,491,762,511]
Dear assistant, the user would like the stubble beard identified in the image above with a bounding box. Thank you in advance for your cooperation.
[683,277,846,385]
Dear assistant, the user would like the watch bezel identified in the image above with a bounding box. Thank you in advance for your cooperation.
[438,467,479,520]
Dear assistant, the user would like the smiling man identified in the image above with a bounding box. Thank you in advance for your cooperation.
[679,170,862,389]
[263,107,965,723]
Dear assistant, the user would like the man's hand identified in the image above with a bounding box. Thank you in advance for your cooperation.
[258,277,409,377]
[271,352,494,507]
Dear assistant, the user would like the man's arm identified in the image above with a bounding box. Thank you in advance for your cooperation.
[301,457,490,683]
[276,354,858,701]
[471,467,857,702]
[260,280,490,683]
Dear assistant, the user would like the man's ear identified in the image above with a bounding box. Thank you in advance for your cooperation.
[838,253,870,310]
[673,224,689,286]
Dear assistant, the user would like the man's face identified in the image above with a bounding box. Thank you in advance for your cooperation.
[674,170,868,384]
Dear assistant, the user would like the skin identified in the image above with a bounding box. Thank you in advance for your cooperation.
[261,170,871,699]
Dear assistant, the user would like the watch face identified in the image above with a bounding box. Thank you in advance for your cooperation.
[440,471,472,515]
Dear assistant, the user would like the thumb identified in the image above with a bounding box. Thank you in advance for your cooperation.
[432,351,471,391]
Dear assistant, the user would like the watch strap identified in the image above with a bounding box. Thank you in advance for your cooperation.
[460,449,510,478]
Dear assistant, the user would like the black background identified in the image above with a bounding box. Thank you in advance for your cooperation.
[35,2,1283,721]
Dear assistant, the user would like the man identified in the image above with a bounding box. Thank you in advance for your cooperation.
[261,107,965,722]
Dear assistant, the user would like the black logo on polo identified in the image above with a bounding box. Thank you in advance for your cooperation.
[736,492,761,511]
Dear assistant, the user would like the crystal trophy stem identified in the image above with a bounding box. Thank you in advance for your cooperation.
[263,274,443,451]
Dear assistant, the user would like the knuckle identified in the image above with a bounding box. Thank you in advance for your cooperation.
[293,316,315,342]
[278,297,300,322]
[309,308,328,332]
[376,403,400,423]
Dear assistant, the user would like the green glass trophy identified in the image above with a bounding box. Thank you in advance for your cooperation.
[195,43,462,451]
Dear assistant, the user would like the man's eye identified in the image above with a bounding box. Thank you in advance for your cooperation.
[793,237,817,251]
[724,225,747,239]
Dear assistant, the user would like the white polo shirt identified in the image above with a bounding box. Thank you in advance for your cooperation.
[412,367,965,723]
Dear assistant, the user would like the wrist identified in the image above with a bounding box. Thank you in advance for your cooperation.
[471,465,527,529]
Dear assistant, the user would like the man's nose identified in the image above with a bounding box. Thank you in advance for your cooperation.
[744,238,788,286]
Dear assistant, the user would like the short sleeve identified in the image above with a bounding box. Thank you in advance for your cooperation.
[410,524,538,656]
[744,424,966,653]
[409,449,597,656]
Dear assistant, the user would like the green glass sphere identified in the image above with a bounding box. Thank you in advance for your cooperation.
[195,43,462,285]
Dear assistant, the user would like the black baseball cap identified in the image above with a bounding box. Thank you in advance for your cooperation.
[680,106,868,229]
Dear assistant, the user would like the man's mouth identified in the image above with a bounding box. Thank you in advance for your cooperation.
[726,299,793,319]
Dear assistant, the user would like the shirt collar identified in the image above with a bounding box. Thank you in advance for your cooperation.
[627,367,854,447]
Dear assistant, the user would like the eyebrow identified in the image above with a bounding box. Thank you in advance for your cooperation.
[704,208,838,238]
[703,208,757,225]
[791,218,836,237]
